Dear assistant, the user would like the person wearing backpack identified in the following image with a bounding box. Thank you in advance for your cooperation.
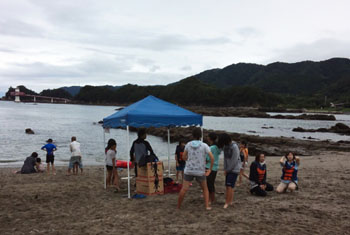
[177,127,214,210]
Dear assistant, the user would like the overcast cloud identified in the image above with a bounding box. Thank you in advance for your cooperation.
[0,0,349,93]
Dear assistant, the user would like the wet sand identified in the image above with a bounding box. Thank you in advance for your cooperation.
[1,152,350,235]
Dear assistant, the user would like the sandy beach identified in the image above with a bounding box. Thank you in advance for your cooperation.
[1,151,350,235]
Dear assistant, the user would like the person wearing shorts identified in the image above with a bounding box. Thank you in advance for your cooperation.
[276,152,300,193]
[218,133,241,209]
[177,127,214,210]
[205,132,221,204]
[41,139,57,175]
[68,136,83,175]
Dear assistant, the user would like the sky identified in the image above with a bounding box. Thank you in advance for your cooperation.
[0,0,350,94]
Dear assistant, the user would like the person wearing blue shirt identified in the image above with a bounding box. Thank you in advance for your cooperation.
[41,138,57,175]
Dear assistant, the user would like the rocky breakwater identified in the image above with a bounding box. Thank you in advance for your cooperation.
[127,126,350,156]
[185,106,336,121]
[293,123,350,135]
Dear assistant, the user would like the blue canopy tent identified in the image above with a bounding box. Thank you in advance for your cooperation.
[102,95,203,198]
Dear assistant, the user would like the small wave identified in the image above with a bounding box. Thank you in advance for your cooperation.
[0,159,21,163]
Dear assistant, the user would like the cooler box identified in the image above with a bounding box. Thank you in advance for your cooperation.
[136,161,164,195]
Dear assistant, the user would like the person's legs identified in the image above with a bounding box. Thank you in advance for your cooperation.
[176,170,179,183]
[224,186,233,208]
[181,171,184,184]
[287,182,297,192]
[106,168,112,187]
[113,169,120,190]
[73,163,78,175]
[266,182,274,191]
[276,182,288,193]
[198,177,210,210]
[177,180,191,209]
[207,171,217,203]
[251,186,267,196]
[238,169,243,186]
[67,159,73,175]
[47,163,50,175]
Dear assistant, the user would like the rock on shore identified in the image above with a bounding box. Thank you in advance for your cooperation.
[293,123,350,135]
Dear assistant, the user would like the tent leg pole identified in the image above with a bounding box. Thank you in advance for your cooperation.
[103,129,106,190]
[168,128,170,177]
[127,126,131,199]
[201,126,204,142]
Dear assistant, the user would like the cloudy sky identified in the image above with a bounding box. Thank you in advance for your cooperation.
[0,0,349,94]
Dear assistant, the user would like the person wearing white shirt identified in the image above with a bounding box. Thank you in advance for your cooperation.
[67,136,83,175]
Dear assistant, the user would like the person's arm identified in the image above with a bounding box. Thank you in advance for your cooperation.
[70,144,73,153]
[145,141,154,155]
[250,162,260,184]
[41,145,46,151]
[295,156,300,166]
[262,165,267,185]
[175,152,179,166]
[280,156,285,166]
[244,149,248,163]
[182,150,188,161]
[206,151,214,176]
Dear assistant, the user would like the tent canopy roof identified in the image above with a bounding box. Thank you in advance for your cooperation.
[103,95,202,128]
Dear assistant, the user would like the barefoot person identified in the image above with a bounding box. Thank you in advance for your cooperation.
[237,141,249,186]
[68,136,83,175]
[276,152,300,193]
[177,127,214,210]
[175,139,186,184]
[41,139,57,175]
[206,132,221,204]
[249,153,274,196]
[218,133,241,209]
[105,139,120,191]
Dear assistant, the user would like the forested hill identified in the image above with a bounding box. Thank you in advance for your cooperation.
[4,58,350,108]
[190,57,350,97]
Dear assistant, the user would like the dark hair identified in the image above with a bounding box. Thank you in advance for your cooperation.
[192,127,202,140]
[179,138,186,145]
[71,136,76,141]
[255,153,264,162]
[241,141,247,147]
[31,152,38,158]
[36,157,41,163]
[285,152,296,160]
[47,139,53,143]
[217,133,232,149]
[208,132,217,145]
[137,128,146,138]
[105,138,117,153]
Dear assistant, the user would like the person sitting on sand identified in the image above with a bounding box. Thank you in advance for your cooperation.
[249,153,274,196]
[105,138,120,191]
[177,127,214,210]
[218,133,241,209]
[68,136,83,175]
[18,152,39,174]
[129,128,155,177]
[237,141,249,186]
[41,138,57,175]
[276,152,300,193]
[36,158,46,173]
[206,132,221,204]
[175,139,186,184]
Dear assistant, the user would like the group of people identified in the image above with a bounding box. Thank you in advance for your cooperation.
[18,137,84,175]
[174,127,300,210]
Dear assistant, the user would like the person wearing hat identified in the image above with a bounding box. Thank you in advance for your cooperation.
[41,138,57,175]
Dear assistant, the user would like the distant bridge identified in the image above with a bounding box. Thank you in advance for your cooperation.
[10,87,70,103]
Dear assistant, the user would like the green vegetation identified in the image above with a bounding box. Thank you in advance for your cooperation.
[5,58,350,108]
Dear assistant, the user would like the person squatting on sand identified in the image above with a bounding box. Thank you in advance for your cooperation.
[249,153,274,196]
[105,138,120,191]
[130,128,155,178]
[237,141,249,186]
[206,132,221,204]
[175,139,186,184]
[18,152,39,174]
[41,138,57,175]
[276,152,300,193]
[67,136,83,175]
[177,127,214,210]
[36,157,45,173]
[218,133,241,209]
